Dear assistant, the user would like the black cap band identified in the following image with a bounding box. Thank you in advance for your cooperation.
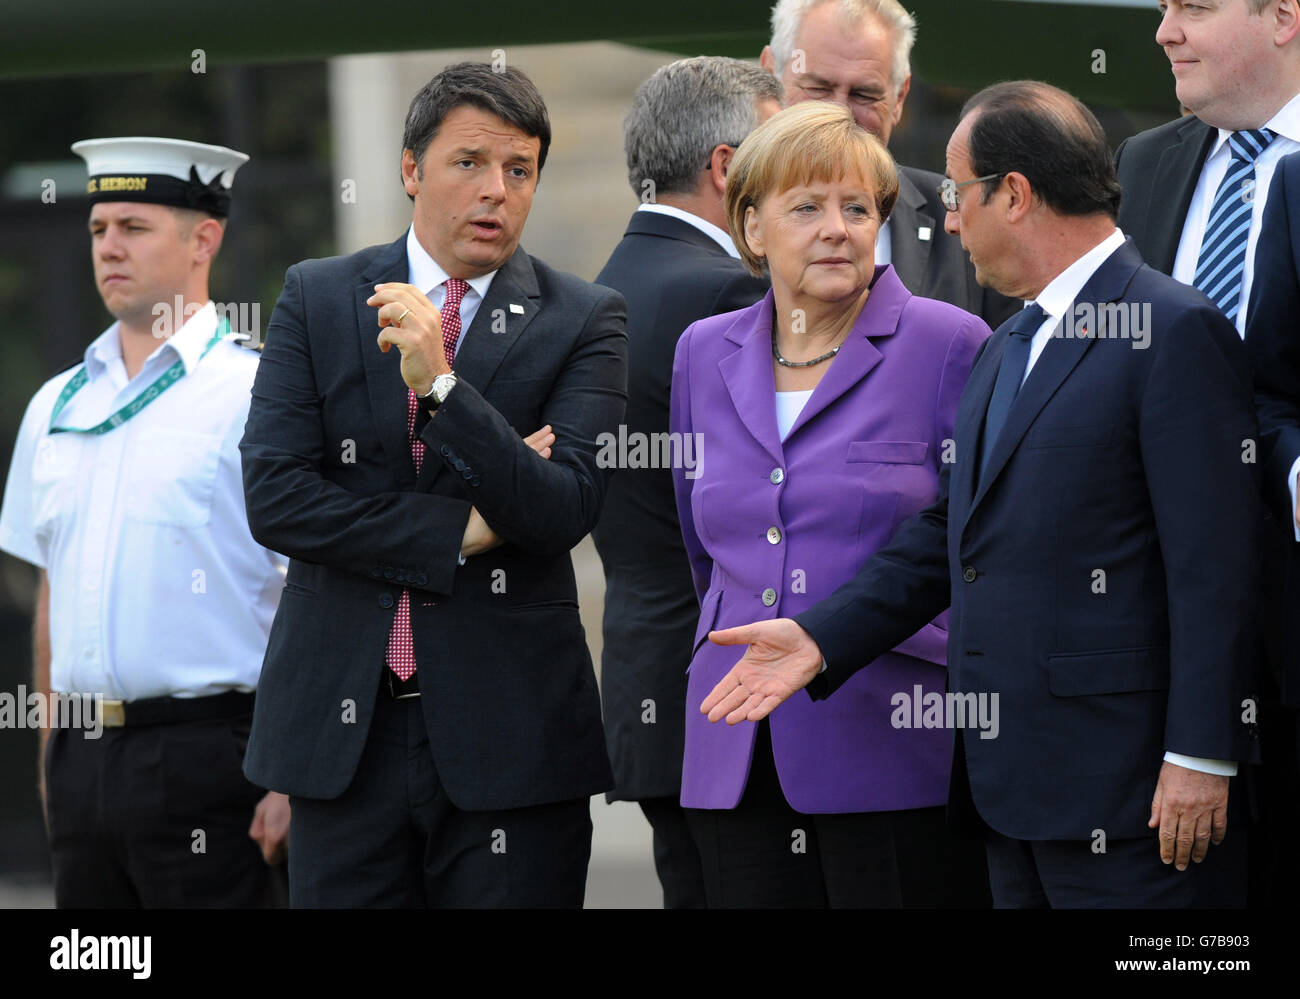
[85,165,232,216]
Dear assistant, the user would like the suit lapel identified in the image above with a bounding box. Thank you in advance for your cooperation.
[965,240,1144,523]
[356,235,416,487]
[952,340,1000,515]
[1146,118,1216,273]
[415,246,540,491]
[718,291,785,468]
[888,170,934,294]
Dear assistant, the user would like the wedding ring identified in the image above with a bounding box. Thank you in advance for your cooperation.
[395,308,411,327]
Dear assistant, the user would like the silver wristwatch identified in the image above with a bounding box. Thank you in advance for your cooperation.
[417,372,457,410]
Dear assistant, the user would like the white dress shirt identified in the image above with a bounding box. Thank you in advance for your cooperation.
[876,217,894,268]
[0,302,288,700]
[405,226,496,349]
[1016,228,1234,777]
[635,202,740,258]
[775,389,814,442]
[1172,91,1300,337]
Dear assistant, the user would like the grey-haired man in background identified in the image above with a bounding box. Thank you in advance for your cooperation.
[591,56,778,908]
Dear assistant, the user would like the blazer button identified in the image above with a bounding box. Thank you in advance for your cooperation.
[369,567,383,579]
[770,468,784,484]
[766,526,782,545]
[417,573,428,586]
[440,445,451,458]
[384,567,396,580]
[761,588,777,606]
[471,476,481,487]
[462,469,474,480]
[962,566,978,583]
[379,593,395,609]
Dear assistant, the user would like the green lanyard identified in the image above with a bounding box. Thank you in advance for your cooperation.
[48,319,230,436]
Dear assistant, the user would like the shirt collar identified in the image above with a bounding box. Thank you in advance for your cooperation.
[83,300,219,381]
[1033,228,1127,322]
[636,203,740,259]
[405,226,496,301]
[1209,89,1300,158]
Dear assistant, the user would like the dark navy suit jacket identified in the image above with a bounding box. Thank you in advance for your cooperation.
[1246,149,1300,706]
[239,235,626,808]
[797,239,1261,840]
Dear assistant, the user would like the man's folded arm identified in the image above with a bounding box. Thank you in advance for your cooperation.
[240,264,470,595]
[421,289,628,557]
[796,464,954,700]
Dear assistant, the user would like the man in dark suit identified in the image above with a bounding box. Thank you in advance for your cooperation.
[696,81,1260,908]
[1115,0,1300,906]
[239,62,627,907]
[1246,149,1300,750]
[590,56,777,909]
[1115,0,1300,333]
[760,0,1018,329]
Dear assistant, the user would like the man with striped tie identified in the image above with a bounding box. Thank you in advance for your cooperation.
[1114,0,1300,908]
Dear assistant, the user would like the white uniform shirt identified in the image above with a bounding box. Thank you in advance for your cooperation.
[0,301,287,700]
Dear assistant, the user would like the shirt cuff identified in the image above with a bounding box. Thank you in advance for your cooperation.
[457,553,466,566]
[1163,751,1237,777]
[818,656,828,674]
[1288,455,1300,541]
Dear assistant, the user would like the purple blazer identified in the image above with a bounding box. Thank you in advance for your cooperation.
[670,264,991,812]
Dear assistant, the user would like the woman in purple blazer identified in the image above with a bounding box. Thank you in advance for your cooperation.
[670,102,992,907]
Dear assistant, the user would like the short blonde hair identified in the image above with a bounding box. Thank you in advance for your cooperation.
[725,101,899,276]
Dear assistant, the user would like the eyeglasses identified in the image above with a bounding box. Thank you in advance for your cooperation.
[939,173,1006,212]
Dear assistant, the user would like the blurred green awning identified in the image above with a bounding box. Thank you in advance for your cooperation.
[1,0,1173,112]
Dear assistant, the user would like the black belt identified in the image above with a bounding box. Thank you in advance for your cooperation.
[383,669,420,699]
[98,690,254,728]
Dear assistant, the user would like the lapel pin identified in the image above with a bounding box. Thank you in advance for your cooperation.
[918,226,932,241]
[509,303,525,315]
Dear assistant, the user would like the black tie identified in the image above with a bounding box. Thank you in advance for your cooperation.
[979,303,1047,484]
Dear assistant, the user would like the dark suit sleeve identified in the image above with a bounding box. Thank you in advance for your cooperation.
[1141,303,1261,759]
[240,263,470,595]
[669,321,713,602]
[1247,162,1300,522]
[795,463,954,701]
[420,287,628,557]
[795,332,996,698]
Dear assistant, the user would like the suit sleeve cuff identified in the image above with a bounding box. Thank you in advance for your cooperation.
[1163,751,1237,777]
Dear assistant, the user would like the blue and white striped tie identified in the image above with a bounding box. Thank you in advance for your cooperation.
[1194,128,1275,323]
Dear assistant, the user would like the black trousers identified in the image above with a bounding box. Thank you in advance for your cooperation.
[287,681,593,908]
[638,796,706,909]
[684,721,991,908]
[984,831,1200,908]
[45,712,281,908]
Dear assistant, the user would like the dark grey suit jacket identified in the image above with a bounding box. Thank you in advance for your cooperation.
[894,164,1020,330]
[1115,114,1217,273]
[240,234,626,808]
[591,210,768,801]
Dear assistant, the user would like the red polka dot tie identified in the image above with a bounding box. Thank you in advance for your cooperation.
[386,278,470,681]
